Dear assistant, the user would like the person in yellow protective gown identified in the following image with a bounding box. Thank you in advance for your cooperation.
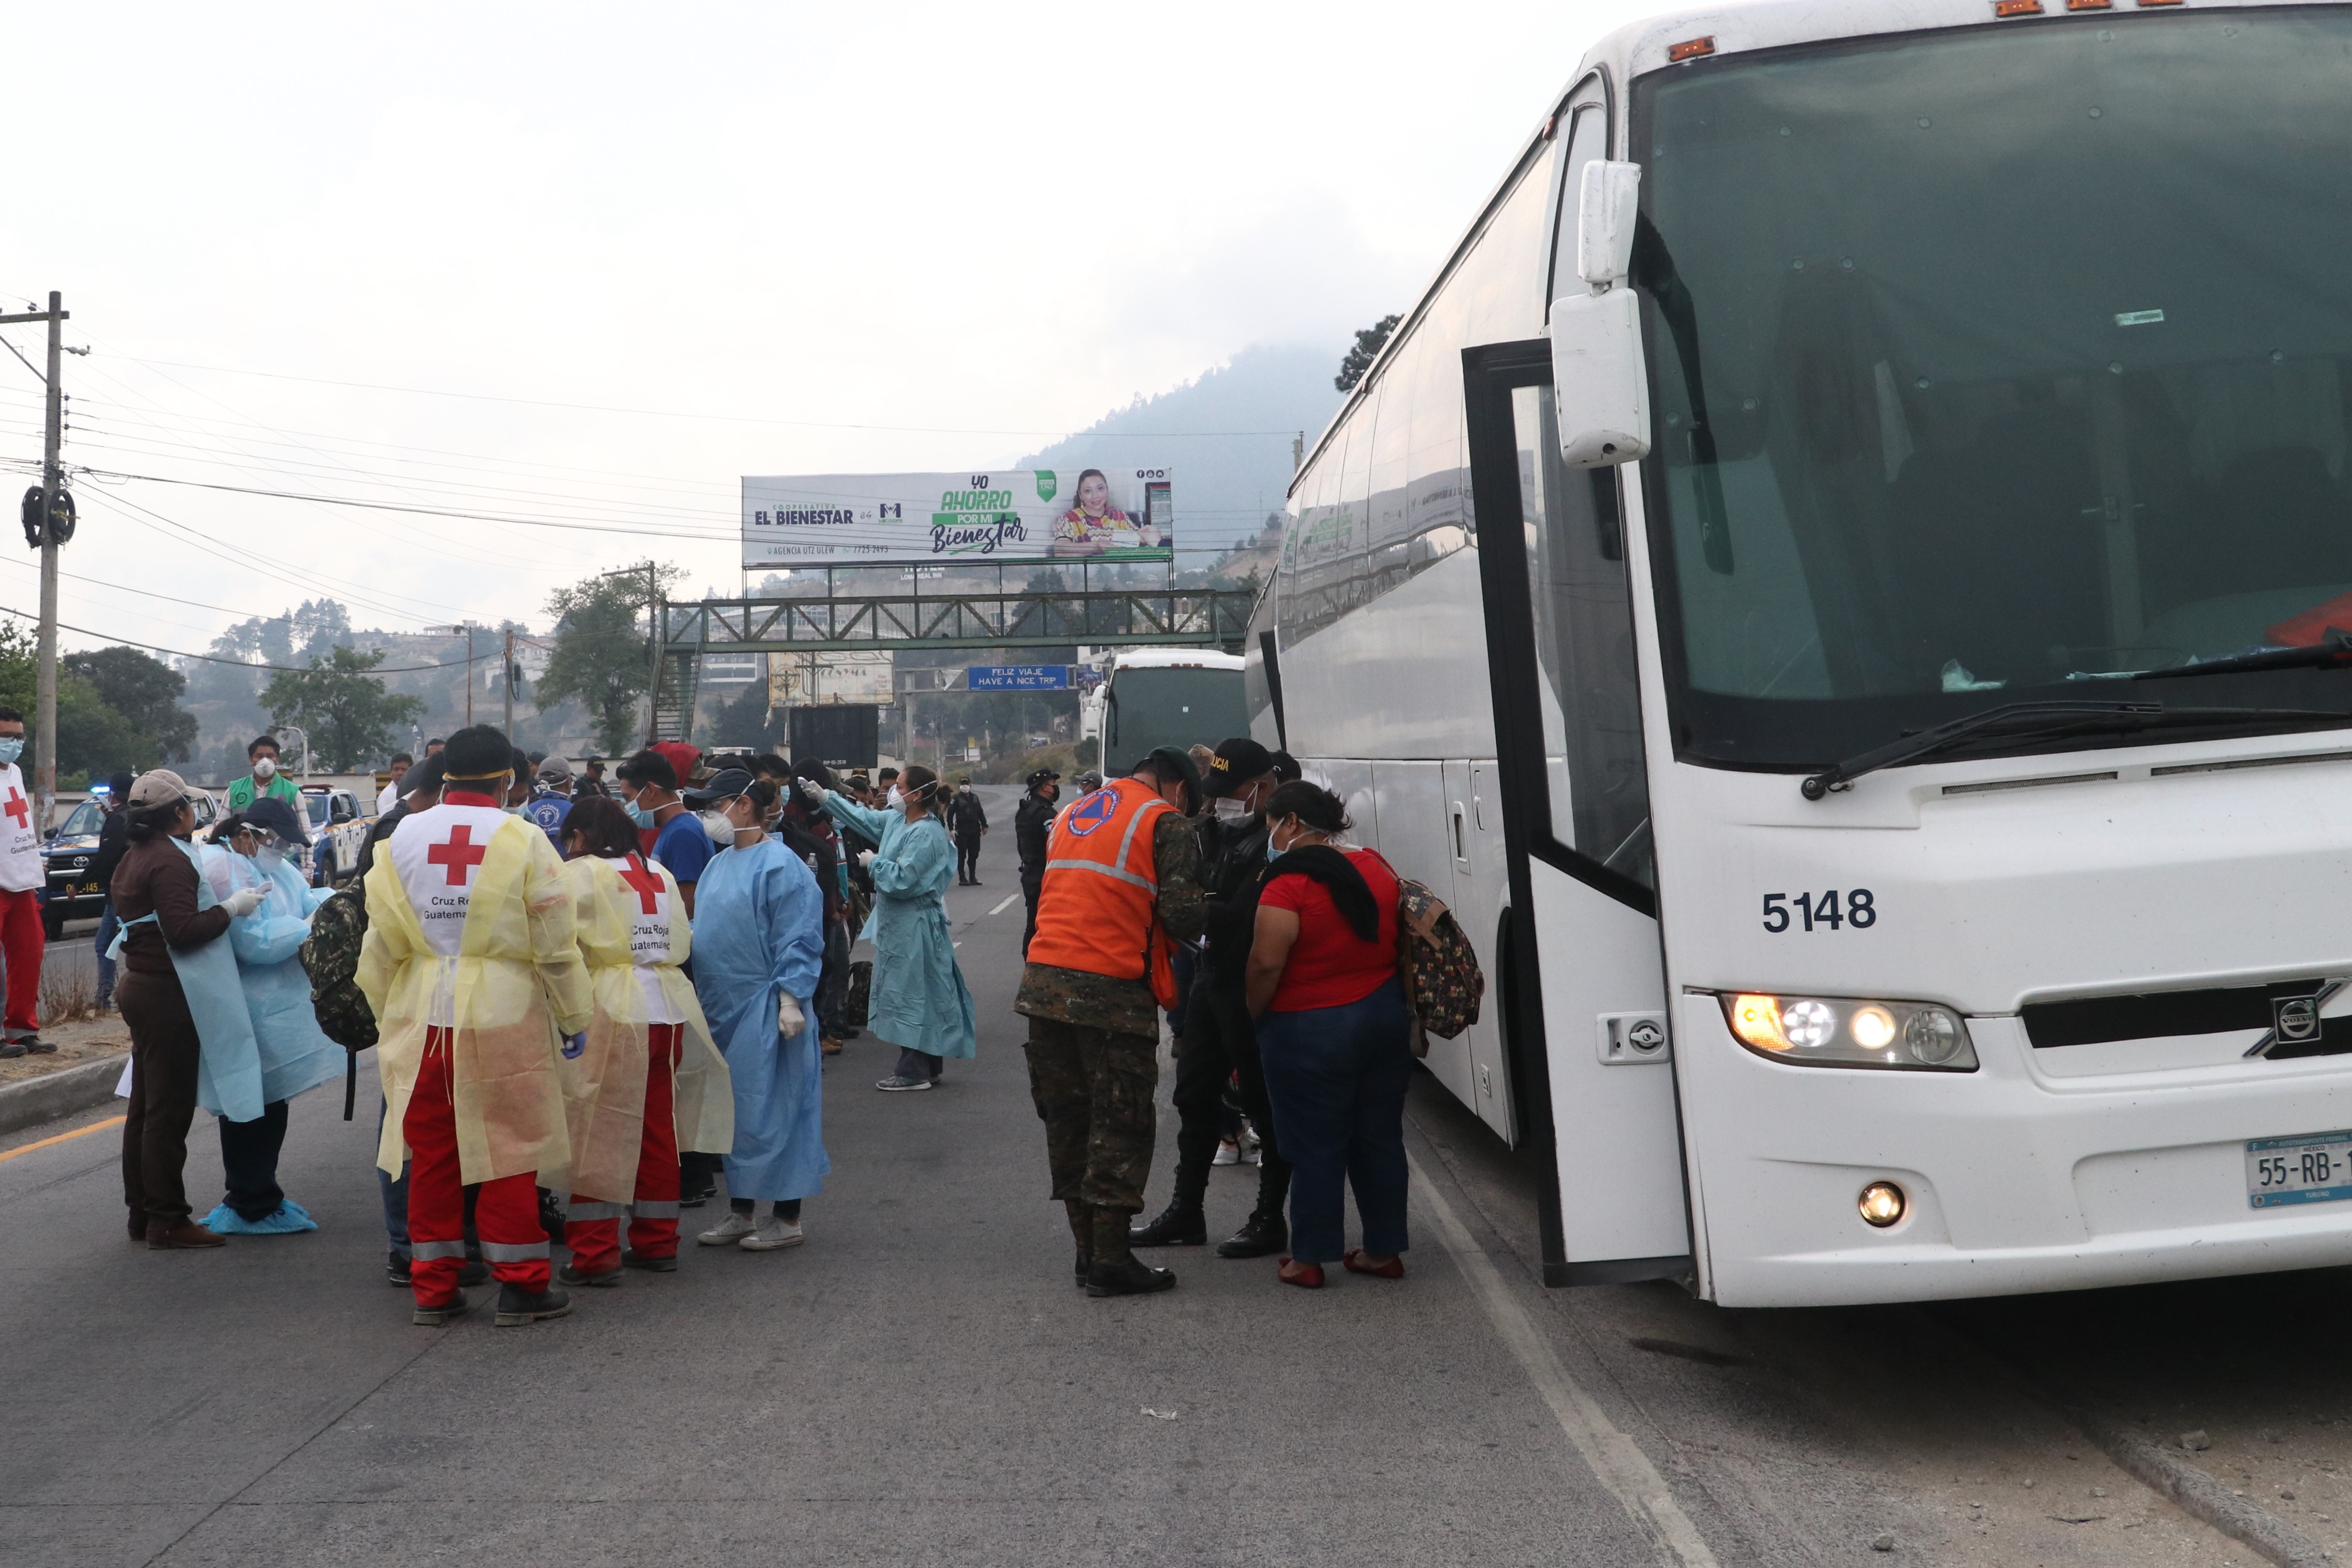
[357,725,592,1329]
[554,795,733,1286]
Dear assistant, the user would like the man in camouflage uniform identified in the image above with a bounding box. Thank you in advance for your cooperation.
[1014,747,1206,1297]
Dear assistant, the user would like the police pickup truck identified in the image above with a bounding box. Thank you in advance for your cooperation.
[297,785,370,887]
[40,786,224,937]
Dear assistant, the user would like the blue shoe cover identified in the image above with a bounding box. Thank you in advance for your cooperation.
[201,1200,319,1235]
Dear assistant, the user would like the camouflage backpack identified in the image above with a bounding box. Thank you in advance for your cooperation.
[300,880,378,1052]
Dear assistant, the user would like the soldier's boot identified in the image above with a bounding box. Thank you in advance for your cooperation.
[1218,1155,1292,1258]
[1063,1198,1094,1286]
[1087,1207,1175,1298]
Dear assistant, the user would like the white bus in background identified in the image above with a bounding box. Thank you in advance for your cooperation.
[1250,0,2352,1308]
[1083,647,1247,772]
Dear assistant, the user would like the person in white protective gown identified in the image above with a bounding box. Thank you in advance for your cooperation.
[804,763,976,1092]
[192,797,346,1233]
[686,772,829,1252]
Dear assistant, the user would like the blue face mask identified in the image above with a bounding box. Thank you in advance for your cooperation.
[623,795,655,830]
[0,738,22,766]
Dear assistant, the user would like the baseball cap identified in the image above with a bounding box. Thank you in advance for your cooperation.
[1199,737,1275,797]
[681,766,753,805]
[650,741,702,786]
[128,769,191,808]
[536,756,575,783]
[239,794,310,848]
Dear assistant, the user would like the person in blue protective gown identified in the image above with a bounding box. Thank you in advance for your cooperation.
[686,773,830,1252]
[196,797,348,1233]
[802,762,976,1092]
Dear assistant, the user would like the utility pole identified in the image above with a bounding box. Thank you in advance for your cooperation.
[0,294,68,829]
[1293,430,1304,474]
[502,627,515,740]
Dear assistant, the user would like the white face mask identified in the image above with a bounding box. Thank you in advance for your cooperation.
[252,757,277,781]
[1212,796,1252,823]
[256,845,286,873]
[885,786,903,808]
[700,809,737,845]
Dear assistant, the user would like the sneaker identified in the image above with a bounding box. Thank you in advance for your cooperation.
[679,1175,717,1209]
[741,1216,805,1251]
[492,1283,572,1327]
[558,1261,623,1288]
[697,1212,758,1246]
[1213,1139,1241,1167]
[386,1250,413,1286]
[621,1250,678,1272]
[412,1290,470,1326]
[874,1074,933,1092]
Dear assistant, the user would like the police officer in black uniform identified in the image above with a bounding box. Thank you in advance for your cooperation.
[1013,768,1059,957]
[1130,738,1291,1258]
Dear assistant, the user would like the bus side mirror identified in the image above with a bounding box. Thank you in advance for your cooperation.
[1553,159,1650,469]
[1552,291,1650,468]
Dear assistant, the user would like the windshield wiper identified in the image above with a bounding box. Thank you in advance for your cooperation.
[1799,700,2352,800]
[2132,632,2352,682]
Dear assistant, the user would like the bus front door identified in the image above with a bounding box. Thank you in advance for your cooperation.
[1461,338,1693,1286]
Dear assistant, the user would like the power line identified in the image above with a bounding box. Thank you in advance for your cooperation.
[0,601,477,673]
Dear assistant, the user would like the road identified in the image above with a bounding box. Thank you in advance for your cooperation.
[0,816,2321,1566]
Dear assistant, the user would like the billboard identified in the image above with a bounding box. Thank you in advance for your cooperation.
[766,651,894,708]
[743,467,1173,570]
[968,665,1071,691]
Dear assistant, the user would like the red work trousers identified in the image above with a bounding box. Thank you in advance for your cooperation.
[0,886,43,1036]
[404,1027,549,1303]
[563,1023,683,1275]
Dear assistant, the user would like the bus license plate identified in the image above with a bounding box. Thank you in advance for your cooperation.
[2247,1131,2352,1208]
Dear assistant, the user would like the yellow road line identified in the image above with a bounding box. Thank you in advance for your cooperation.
[0,1113,125,1164]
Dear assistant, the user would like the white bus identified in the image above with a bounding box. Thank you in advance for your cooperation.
[1251,0,2352,1307]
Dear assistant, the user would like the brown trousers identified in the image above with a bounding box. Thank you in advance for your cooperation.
[118,968,204,1232]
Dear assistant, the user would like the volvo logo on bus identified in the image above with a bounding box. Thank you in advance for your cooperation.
[2275,993,2322,1044]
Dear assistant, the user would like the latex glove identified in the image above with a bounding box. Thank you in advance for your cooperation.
[855,848,876,870]
[561,1031,587,1060]
[798,778,828,805]
[220,885,268,919]
[778,993,806,1035]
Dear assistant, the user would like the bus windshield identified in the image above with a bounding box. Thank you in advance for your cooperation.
[1634,9,2352,769]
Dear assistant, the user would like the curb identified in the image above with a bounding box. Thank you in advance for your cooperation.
[0,1054,127,1138]
[2061,1403,2329,1568]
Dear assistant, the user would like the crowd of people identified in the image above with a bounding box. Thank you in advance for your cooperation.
[92,710,1427,1322]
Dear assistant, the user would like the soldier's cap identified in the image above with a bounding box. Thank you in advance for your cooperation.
[1198,737,1275,797]
[238,794,310,848]
[1026,767,1060,787]
[128,769,191,808]
[681,767,754,805]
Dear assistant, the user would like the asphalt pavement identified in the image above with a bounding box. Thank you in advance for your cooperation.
[0,815,2310,1567]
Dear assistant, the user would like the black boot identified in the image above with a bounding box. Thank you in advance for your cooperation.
[1087,1208,1174,1297]
[1217,1208,1290,1259]
[493,1282,573,1326]
[1127,1200,1206,1248]
[1064,1198,1094,1286]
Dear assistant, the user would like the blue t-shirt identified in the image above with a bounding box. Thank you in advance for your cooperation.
[651,810,714,887]
[524,791,572,846]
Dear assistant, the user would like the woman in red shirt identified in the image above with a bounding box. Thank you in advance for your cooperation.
[1245,781,1410,1289]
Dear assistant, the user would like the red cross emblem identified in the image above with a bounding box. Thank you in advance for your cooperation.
[618,853,664,916]
[425,824,489,886]
[1,789,26,830]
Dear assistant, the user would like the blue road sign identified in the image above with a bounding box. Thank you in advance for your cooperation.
[967,665,1070,691]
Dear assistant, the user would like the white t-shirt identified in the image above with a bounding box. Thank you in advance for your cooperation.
[0,763,43,893]
[385,798,512,1024]
[376,780,400,817]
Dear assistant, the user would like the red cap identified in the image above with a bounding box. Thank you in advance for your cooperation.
[651,741,701,784]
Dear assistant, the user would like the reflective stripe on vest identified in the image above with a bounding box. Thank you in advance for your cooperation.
[1026,777,1176,995]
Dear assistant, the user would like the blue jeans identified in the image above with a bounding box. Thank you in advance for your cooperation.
[94,904,119,1007]
[1256,978,1412,1265]
[377,1095,408,1256]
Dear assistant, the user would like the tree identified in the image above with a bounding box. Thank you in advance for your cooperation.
[260,645,425,771]
[707,676,783,751]
[1335,314,1400,393]
[537,566,685,758]
[62,647,198,762]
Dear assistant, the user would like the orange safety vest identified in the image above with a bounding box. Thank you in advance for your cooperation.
[1026,776,1180,1009]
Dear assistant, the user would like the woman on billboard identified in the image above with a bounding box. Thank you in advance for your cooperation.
[1050,469,1159,559]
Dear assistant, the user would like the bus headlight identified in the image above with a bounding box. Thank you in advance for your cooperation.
[1721,993,1977,1071]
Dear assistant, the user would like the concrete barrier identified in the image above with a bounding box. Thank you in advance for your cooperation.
[0,1054,128,1138]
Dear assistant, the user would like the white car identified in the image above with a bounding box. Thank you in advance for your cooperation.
[297,787,370,887]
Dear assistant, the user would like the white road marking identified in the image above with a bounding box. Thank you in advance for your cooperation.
[988,892,1020,916]
[1407,1149,1720,1568]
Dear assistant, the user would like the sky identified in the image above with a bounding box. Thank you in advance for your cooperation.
[0,0,1642,663]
